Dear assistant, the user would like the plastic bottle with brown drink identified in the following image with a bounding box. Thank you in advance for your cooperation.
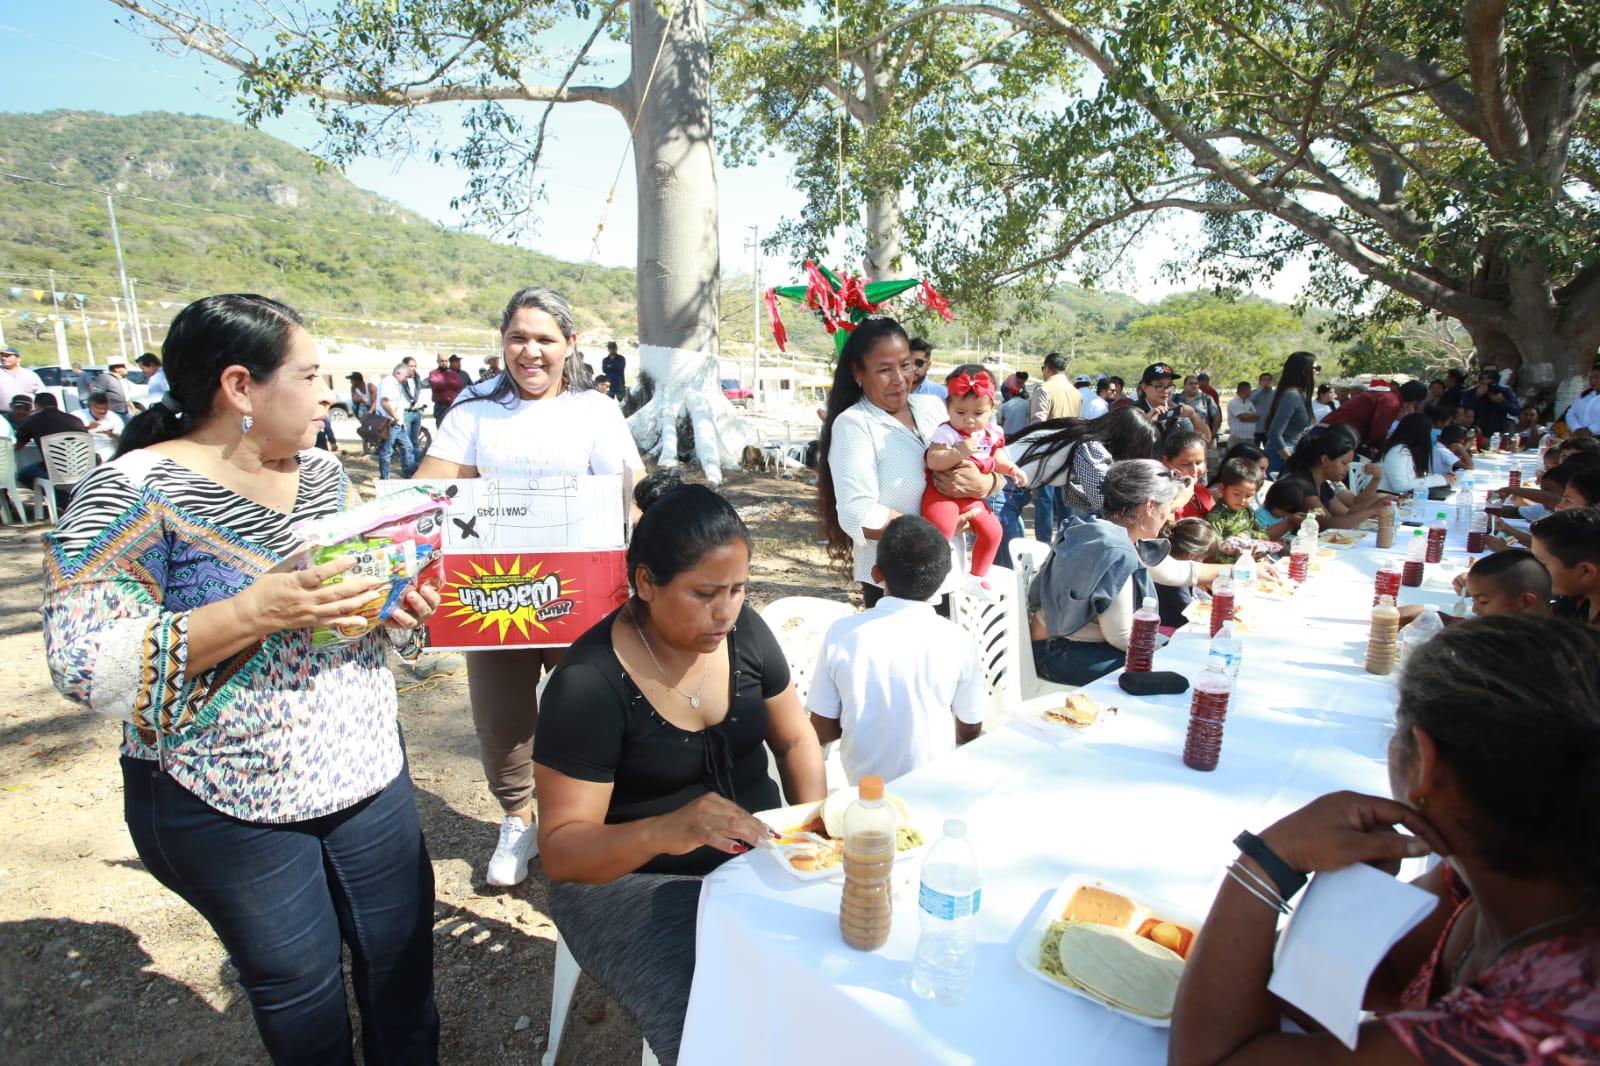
[1375,500,1396,549]
[1365,594,1401,675]
[839,775,897,951]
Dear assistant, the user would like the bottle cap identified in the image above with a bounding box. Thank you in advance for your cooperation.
[1141,595,1158,609]
[858,775,884,800]
[943,818,967,839]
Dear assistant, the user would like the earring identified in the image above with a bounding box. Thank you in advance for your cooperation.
[241,414,254,434]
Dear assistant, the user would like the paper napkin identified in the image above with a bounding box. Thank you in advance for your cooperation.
[1268,862,1439,1049]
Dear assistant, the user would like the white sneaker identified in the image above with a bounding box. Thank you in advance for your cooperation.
[485,815,539,887]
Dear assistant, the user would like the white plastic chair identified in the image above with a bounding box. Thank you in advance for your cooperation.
[545,931,658,1066]
[758,595,856,789]
[757,595,856,704]
[998,536,1077,706]
[0,444,26,525]
[31,431,97,523]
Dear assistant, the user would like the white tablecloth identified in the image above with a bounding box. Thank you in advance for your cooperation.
[679,456,1516,1065]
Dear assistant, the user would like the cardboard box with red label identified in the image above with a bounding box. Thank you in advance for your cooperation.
[377,475,630,650]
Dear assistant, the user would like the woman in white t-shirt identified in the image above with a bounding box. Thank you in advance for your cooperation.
[415,286,644,888]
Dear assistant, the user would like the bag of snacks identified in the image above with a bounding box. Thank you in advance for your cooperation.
[290,485,451,646]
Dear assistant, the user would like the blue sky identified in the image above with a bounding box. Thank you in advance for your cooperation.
[1,3,1304,307]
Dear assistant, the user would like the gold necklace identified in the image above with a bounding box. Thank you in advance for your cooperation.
[631,616,708,709]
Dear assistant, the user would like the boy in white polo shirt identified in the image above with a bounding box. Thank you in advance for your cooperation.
[806,516,985,783]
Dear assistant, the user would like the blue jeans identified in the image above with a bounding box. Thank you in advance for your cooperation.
[404,409,424,454]
[122,757,438,1064]
[1032,637,1126,685]
[379,421,418,480]
[996,483,1059,568]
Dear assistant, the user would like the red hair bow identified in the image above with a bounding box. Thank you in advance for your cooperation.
[948,372,994,399]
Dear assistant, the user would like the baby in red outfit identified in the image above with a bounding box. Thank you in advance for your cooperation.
[922,365,1028,590]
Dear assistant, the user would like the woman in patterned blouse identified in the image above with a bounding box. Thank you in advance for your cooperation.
[41,295,442,1063]
[1172,616,1600,1064]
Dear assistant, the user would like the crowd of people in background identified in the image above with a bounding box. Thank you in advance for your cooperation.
[17,287,1600,1064]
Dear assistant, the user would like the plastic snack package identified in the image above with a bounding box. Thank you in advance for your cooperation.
[290,486,452,646]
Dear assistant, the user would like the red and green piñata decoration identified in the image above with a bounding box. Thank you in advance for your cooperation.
[766,261,954,356]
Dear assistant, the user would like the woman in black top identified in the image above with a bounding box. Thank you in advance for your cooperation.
[533,469,826,1064]
[1280,423,1386,529]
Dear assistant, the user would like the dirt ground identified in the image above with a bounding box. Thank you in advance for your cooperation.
[0,447,840,1064]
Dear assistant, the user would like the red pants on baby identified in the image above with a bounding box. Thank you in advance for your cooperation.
[921,484,1001,577]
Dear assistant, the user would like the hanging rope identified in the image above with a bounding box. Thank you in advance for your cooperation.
[834,0,846,238]
[580,0,681,281]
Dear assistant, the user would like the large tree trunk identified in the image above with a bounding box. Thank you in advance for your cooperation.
[864,185,904,278]
[623,0,750,484]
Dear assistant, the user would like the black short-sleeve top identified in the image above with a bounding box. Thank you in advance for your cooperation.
[532,603,792,876]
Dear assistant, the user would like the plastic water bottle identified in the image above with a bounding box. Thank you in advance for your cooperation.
[1402,604,1445,663]
[1299,511,1320,543]
[1125,596,1160,672]
[1233,550,1257,601]
[1208,619,1242,679]
[1402,529,1427,587]
[911,819,982,1004]
[1454,475,1474,529]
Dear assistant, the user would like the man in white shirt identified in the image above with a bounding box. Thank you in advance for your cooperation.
[0,346,44,412]
[1226,381,1257,442]
[1075,374,1097,411]
[1565,362,1600,436]
[137,353,168,402]
[375,361,419,479]
[1079,377,1111,420]
[807,516,984,784]
[77,392,126,461]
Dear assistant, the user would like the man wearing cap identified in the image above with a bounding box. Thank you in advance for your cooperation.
[1134,363,1212,440]
[6,395,35,434]
[601,341,626,400]
[429,353,468,424]
[0,346,44,413]
[94,361,132,415]
[479,355,502,383]
[1182,374,1221,436]
[1027,352,1081,424]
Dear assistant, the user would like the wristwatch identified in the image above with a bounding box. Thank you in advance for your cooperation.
[1234,830,1308,901]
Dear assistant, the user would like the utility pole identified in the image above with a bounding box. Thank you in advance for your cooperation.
[47,269,70,367]
[106,194,139,344]
[110,296,130,362]
[129,278,149,347]
[79,301,94,363]
[744,225,761,406]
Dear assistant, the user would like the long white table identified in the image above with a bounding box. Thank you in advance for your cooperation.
[679,454,1519,1065]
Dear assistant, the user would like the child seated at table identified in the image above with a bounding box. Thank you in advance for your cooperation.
[1485,459,1596,549]
[1530,507,1600,626]
[1205,458,1270,562]
[806,515,985,784]
[1157,519,1218,631]
[1257,477,1309,541]
[1431,548,1553,628]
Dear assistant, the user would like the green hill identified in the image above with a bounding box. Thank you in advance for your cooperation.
[0,109,1351,383]
[0,110,638,353]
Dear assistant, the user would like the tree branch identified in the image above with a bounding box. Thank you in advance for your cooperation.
[107,0,628,112]
[992,195,1256,285]
[1010,0,1506,326]
[1461,0,1530,161]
